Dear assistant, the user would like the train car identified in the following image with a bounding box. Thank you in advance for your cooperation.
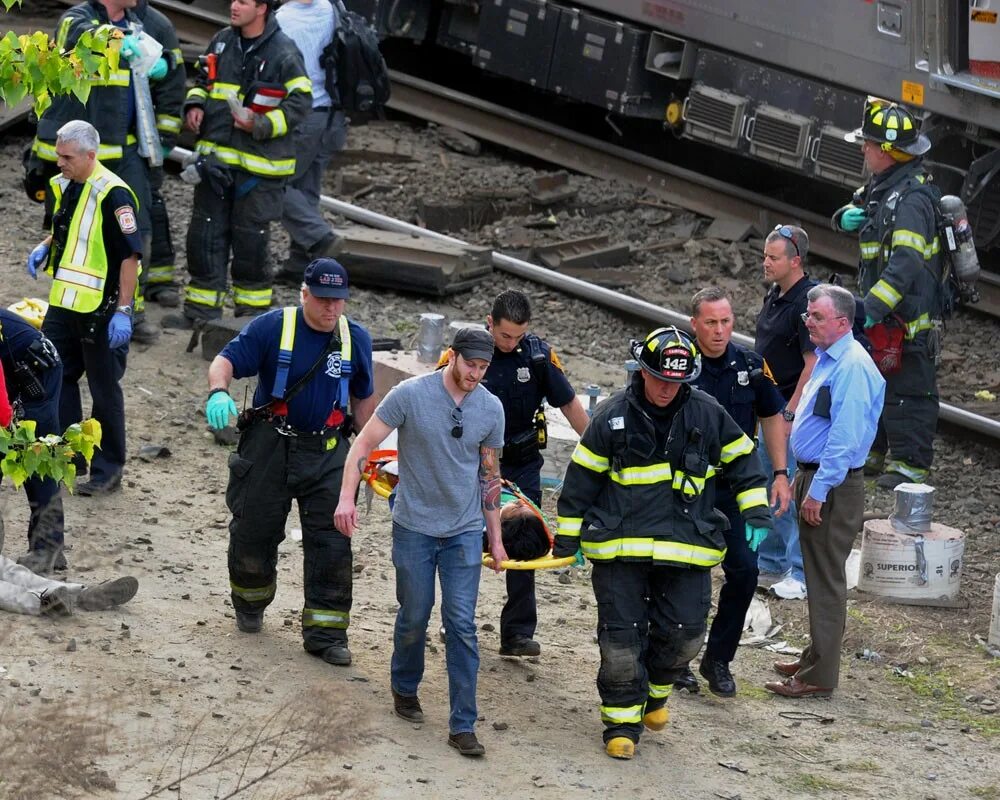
[346,0,1000,249]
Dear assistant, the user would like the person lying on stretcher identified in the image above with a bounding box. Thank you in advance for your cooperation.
[489,483,552,562]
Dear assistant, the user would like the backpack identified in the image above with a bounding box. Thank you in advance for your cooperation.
[321,0,391,115]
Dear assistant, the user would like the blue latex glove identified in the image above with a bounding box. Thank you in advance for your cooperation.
[107,311,132,349]
[206,391,238,430]
[864,314,878,329]
[745,524,769,553]
[839,206,866,232]
[27,242,48,279]
[162,144,173,159]
[119,34,140,62]
[148,56,168,80]
[572,549,586,568]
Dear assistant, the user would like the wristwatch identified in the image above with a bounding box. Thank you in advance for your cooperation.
[115,305,134,317]
[781,409,795,422]
[773,469,789,479]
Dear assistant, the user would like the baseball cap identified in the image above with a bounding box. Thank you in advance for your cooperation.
[451,327,495,363]
[303,258,350,299]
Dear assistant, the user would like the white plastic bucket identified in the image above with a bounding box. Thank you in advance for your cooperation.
[990,574,1000,648]
[858,518,964,605]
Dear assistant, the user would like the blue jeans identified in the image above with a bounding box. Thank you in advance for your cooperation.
[391,523,483,734]
[755,434,805,583]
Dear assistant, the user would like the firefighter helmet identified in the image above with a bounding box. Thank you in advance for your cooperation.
[845,97,931,156]
[631,326,701,383]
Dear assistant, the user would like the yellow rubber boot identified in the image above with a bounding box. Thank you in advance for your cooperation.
[642,706,670,732]
[605,737,635,760]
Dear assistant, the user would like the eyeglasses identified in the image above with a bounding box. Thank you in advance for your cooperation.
[800,312,848,324]
[451,407,463,439]
[774,225,800,259]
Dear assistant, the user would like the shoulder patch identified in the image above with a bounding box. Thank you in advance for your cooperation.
[549,347,564,372]
[114,205,137,235]
[609,416,625,430]
[761,358,777,384]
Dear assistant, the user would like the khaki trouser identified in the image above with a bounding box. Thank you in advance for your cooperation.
[0,554,83,616]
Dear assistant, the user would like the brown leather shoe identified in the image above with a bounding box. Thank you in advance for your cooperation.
[764,676,833,698]
[773,660,801,677]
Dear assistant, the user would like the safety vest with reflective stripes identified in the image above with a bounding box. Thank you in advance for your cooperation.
[47,163,138,314]
[273,309,353,412]
[554,382,771,568]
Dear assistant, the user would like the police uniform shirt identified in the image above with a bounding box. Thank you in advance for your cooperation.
[0,309,43,376]
[53,182,144,301]
[481,337,576,440]
[754,275,816,401]
[221,308,374,431]
[694,343,785,439]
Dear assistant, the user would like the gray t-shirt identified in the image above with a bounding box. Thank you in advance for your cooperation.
[376,371,505,538]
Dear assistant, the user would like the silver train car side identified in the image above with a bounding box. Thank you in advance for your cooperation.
[348,0,1000,249]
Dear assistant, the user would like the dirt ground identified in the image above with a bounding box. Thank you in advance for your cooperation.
[1,120,1000,799]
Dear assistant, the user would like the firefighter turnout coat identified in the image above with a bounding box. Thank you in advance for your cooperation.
[555,380,771,567]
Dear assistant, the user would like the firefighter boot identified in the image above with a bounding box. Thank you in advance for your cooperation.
[236,610,263,633]
[642,706,670,732]
[606,737,635,760]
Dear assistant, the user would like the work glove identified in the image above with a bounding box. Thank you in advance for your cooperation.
[745,523,769,553]
[864,314,878,329]
[148,56,168,80]
[206,391,238,430]
[839,206,866,232]
[196,156,233,198]
[27,242,48,279]
[119,34,141,62]
[107,311,132,350]
[162,144,173,160]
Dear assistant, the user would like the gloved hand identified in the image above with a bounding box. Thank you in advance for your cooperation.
[864,314,878,329]
[572,549,586,568]
[119,34,141,62]
[839,206,866,232]
[745,523,769,553]
[27,242,49,279]
[107,310,132,349]
[196,156,233,197]
[206,391,238,430]
[162,144,173,159]
[148,56,168,80]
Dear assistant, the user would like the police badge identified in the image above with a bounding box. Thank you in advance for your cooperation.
[516,367,531,383]
[737,371,749,386]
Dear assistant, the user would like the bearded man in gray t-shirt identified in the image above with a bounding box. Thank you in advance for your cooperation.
[336,327,506,758]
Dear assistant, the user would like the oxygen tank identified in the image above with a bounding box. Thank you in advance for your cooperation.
[938,195,981,304]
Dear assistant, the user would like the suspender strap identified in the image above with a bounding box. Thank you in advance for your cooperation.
[271,307,297,399]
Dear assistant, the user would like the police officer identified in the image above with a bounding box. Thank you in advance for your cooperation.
[834,97,941,490]
[166,0,311,327]
[0,309,65,574]
[205,259,375,667]
[29,0,183,344]
[553,327,772,760]
[673,287,790,697]
[480,289,589,656]
[28,120,141,497]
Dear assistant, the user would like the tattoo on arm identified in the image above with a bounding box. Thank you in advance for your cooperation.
[480,446,501,511]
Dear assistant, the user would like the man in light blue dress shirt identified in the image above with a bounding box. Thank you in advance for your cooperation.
[766,284,885,699]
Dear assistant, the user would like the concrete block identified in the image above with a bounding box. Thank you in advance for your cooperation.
[373,350,435,405]
[200,316,253,362]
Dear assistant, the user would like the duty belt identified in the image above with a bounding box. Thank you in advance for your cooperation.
[798,462,864,474]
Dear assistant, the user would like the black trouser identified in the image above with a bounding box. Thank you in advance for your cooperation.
[184,174,284,320]
[873,339,938,476]
[145,165,176,296]
[42,306,128,484]
[592,560,711,744]
[500,457,542,644]
[702,489,756,665]
[1,362,64,551]
[226,420,352,652]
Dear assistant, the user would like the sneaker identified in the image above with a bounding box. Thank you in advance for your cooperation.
[76,473,122,497]
[605,736,635,760]
[448,732,485,757]
[770,576,807,600]
[17,549,67,575]
[148,287,180,308]
[499,635,541,657]
[875,471,910,491]
[392,690,425,723]
[757,570,785,589]
[699,658,737,698]
[235,610,263,633]
[130,319,161,344]
[672,666,700,694]
[77,577,139,611]
[310,643,352,666]
[39,587,75,616]
[161,313,194,330]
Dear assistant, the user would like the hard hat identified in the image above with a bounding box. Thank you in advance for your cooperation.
[630,326,702,383]
[845,97,931,156]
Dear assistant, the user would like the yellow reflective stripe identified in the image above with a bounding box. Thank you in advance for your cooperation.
[648,682,673,700]
[582,538,724,566]
[302,608,349,629]
[285,75,312,95]
[230,580,275,602]
[860,241,880,258]
[571,442,610,473]
[234,287,273,307]
[601,704,643,724]
[56,15,73,49]
[610,462,672,486]
[185,286,225,307]
[53,267,104,290]
[198,142,296,177]
[280,306,297,351]
[92,69,129,86]
[905,313,934,340]
[736,486,769,512]
[339,314,351,362]
[672,469,707,496]
[156,114,182,133]
[871,279,902,309]
[34,136,134,163]
[884,459,929,481]
[208,82,242,101]
[653,540,724,566]
[187,87,208,102]
[170,47,183,65]
[147,265,174,282]
[265,108,287,137]
[891,229,927,252]
[556,516,582,538]
[720,433,754,464]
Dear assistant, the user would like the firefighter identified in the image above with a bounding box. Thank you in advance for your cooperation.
[834,97,941,490]
[553,327,772,760]
[166,0,311,328]
[28,0,183,344]
[204,259,375,667]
